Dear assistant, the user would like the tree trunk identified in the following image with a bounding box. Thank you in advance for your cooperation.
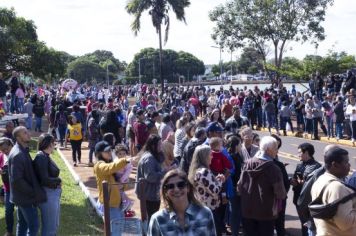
[158,25,164,96]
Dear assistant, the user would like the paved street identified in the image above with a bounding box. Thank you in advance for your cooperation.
[256,131,356,236]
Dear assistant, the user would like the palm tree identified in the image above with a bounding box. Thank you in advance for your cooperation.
[126,0,191,94]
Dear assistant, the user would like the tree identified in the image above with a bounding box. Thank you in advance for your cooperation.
[126,0,191,93]
[209,0,334,75]
[67,58,106,83]
[31,42,67,79]
[125,48,205,83]
[237,47,264,74]
[0,7,38,73]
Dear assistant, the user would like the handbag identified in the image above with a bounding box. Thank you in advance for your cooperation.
[309,180,356,219]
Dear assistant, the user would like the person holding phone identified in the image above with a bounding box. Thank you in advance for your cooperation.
[291,143,322,236]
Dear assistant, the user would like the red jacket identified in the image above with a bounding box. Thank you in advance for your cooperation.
[210,151,232,174]
[133,121,149,147]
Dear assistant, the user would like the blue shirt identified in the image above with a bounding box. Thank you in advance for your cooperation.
[257,153,274,162]
[148,203,216,236]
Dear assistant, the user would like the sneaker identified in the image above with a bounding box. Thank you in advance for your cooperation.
[124,210,135,218]
[88,162,94,167]
[73,162,77,167]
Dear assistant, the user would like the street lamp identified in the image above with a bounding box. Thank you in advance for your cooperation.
[106,64,109,88]
[138,57,146,85]
[211,45,223,80]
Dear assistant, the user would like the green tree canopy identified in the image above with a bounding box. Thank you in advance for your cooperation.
[125,48,205,83]
[67,58,106,84]
[209,0,334,72]
[0,7,38,73]
[66,50,125,84]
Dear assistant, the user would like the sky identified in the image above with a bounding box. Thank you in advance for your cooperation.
[2,0,356,65]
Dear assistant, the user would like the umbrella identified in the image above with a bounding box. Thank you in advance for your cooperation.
[62,79,78,89]
[229,96,239,106]
[189,97,199,106]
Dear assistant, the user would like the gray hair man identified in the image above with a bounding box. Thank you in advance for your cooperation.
[238,136,286,236]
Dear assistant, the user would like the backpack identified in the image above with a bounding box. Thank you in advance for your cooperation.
[58,112,67,126]
[296,166,326,221]
[309,180,356,219]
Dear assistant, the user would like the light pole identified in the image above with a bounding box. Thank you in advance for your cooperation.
[230,50,233,81]
[138,57,145,85]
[211,45,223,80]
[106,63,109,88]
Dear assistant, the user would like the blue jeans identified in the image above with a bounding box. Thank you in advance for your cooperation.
[335,122,343,139]
[230,195,242,236]
[351,120,356,140]
[1,96,8,112]
[58,125,67,145]
[26,116,33,130]
[305,118,313,134]
[10,94,17,113]
[35,116,42,131]
[17,97,24,113]
[5,191,15,234]
[39,187,62,236]
[266,112,276,132]
[256,107,263,127]
[325,116,334,137]
[17,205,40,236]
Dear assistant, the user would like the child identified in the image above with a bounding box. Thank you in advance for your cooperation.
[114,144,134,215]
[67,115,83,166]
[209,137,232,175]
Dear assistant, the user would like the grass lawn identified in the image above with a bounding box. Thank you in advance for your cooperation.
[0,151,103,235]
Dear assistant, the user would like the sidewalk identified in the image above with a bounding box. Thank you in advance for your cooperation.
[57,142,142,218]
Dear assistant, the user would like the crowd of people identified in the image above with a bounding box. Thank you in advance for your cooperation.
[0,69,355,236]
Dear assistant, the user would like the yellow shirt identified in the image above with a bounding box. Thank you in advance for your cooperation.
[94,159,127,207]
[67,123,82,141]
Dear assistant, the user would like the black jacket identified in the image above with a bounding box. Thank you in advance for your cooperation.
[292,158,321,205]
[8,143,46,206]
[334,102,345,123]
[0,79,8,97]
[180,138,205,173]
[33,151,61,189]
[274,159,291,194]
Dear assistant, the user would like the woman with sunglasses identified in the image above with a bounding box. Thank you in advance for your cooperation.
[148,169,216,236]
[33,134,61,236]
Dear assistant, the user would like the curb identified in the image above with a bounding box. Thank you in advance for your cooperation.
[260,128,355,147]
[56,147,102,217]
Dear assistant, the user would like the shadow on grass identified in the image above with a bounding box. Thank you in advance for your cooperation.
[0,198,104,236]
[59,198,103,235]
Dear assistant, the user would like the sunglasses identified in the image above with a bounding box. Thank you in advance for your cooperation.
[164,181,187,191]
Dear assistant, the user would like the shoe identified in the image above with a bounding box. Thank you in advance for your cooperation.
[88,162,94,167]
[73,162,77,167]
[124,210,135,218]
[4,232,14,236]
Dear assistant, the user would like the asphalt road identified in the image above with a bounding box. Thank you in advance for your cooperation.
[256,131,356,236]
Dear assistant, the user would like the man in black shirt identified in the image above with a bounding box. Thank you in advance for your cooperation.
[8,126,46,236]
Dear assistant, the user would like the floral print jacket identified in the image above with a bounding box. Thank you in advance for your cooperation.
[194,167,223,210]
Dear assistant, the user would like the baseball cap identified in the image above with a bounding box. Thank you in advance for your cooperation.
[95,141,111,153]
[206,122,224,133]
